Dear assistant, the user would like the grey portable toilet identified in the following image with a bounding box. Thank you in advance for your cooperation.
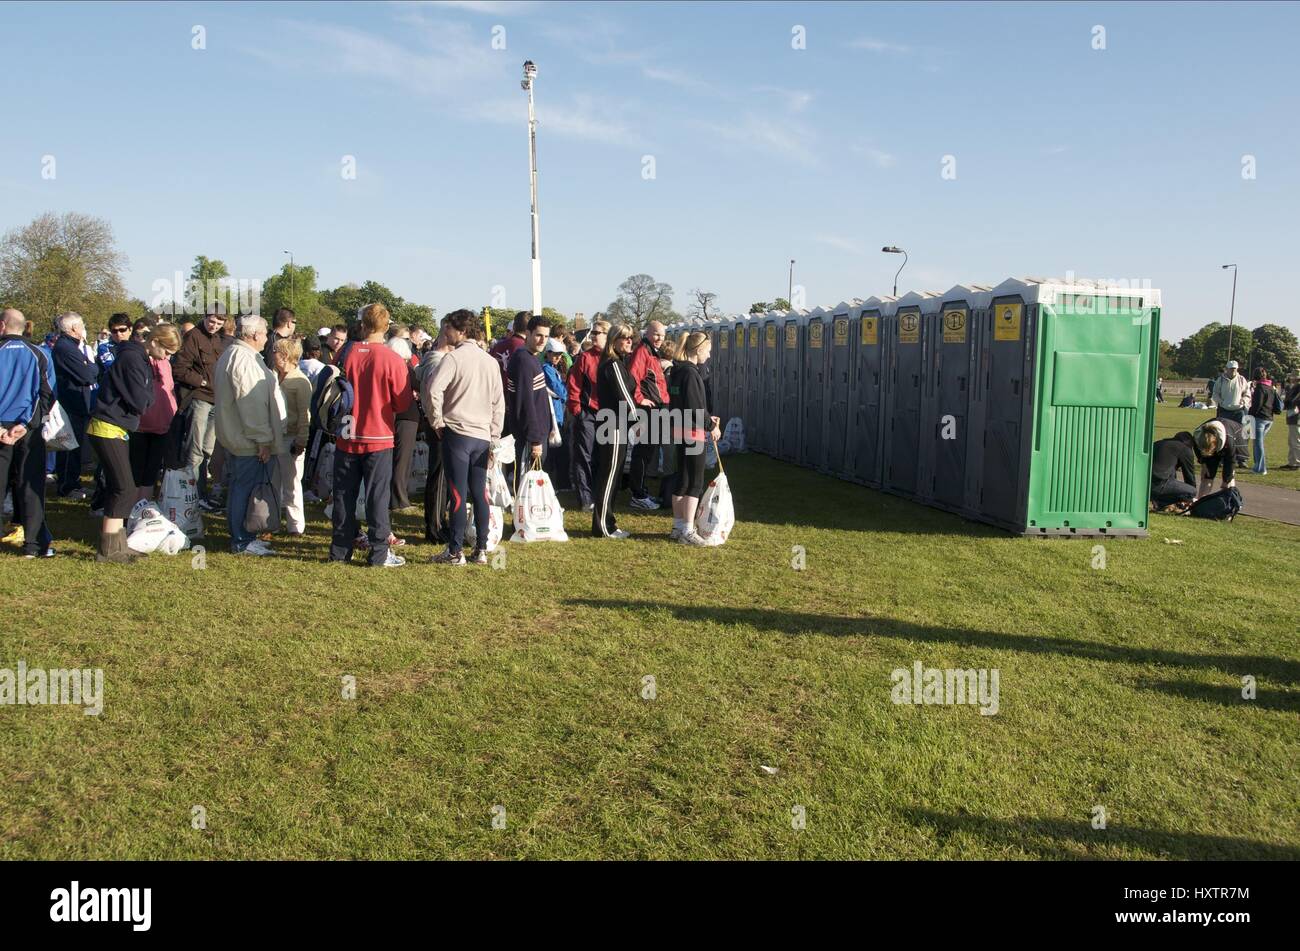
[730,318,748,431]
[917,284,992,514]
[883,291,940,498]
[823,300,858,476]
[801,306,831,468]
[757,310,785,456]
[773,309,800,462]
[710,317,731,422]
[744,317,763,451]
[849,296,891,487]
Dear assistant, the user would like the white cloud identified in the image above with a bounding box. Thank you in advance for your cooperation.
[692,115,818,167]
[753,85,813,113]
[399,0,541,14]
[849,37,913,54]
[850,143,897,168]
[813,234,867,255]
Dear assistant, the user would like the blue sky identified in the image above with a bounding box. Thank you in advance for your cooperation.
[2,0,1297,341]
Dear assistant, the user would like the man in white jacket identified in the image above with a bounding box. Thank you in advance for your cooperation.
[1211,360,1250,425]
[213,315,283,556]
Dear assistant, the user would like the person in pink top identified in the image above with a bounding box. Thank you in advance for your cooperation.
[130,323,181,502]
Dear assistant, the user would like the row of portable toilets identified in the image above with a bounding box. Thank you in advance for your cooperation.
[669,277,1163,537]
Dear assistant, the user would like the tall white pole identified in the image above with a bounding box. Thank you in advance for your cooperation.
[527,68,541,317]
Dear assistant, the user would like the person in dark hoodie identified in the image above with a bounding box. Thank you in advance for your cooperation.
[85,329,154,562]
[51,312,100,499]
[591,323,640,539]
[667,331,722,544]
[0,308,54,558]
[1150,431,1198,509]
[505,315,552,489]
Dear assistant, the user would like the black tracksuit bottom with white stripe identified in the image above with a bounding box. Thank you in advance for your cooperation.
[591,431,629,537]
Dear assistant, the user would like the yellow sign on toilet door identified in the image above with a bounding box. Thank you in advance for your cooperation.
[861,317,878,345]
[942,309,967,344]
[994,302,1022,342]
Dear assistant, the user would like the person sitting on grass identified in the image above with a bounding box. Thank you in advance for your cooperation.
[1150,432,1198,512]
[1191,420,1237,500]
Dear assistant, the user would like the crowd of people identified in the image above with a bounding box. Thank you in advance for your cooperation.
[0,302,720,564]
[1149,357,1298,512]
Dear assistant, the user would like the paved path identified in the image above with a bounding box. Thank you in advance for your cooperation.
[1237,482,1300,526]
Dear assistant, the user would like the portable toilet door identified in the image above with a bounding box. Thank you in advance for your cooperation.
[769,311,800,459]
[974,279,1039,531]
[849,297,888,487]
[883,292,933,498]
[745,318,763,451]
[801,307,830,469]
[920,285,990,514]
[757,312,782,456]
[730,319,748,434]
[1019,277,1161,536]
[823,302,855,476]
[711,319,730,423]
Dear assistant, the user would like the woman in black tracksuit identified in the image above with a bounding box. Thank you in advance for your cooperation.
[86,334,154,562]
[591,324,639,538]
[668,331,721,544]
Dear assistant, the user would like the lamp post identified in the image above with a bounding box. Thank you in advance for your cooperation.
[283,250,294,310]
[1221,264,1237,362]
[522,60,541,317]
[788,258,795,310]
[882,246,907,297]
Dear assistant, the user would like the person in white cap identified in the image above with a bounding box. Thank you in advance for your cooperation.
[541,336,569,490]
[1211,360,1250,425]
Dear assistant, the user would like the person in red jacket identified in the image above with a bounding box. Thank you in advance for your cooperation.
[626,320,668,509]
[566,319,608,511]
[328,303,414,568]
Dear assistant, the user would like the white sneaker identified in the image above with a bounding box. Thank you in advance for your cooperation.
[582,503,594,512]
[238,539,274,556]
[669,524,683,540]
[610,529,632,539]
[678,530,709,546]
[629,496,660,511]
[304,490,321,504]
[375,550,405,567]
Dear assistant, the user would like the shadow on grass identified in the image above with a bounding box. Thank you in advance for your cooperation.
[564,600,1300,686]
[1137,679,1300,713]
[900,807,1300,860]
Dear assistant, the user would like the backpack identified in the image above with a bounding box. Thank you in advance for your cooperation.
[311,344,354,438]
[1189,486,1243,521]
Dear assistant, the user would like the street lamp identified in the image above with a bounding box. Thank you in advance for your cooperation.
[882,246,907,297]
[788,259,795,310]
[522,60,541,317]
[283,250,294,310]
[1221,264,1237,362]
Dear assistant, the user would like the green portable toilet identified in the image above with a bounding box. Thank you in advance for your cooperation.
[849,296,890,488]
[972,277,1161,536]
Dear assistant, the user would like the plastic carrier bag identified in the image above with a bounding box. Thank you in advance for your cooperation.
[510,462,568,543]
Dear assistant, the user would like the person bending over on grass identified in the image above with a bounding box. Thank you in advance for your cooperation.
[86,320,154,562]
[130,323,180,504]
[422,309,504,566]
[327,304,414,569]
[1191,420,1237,500]
[591,323,640,539]
[1149,431,1197,511]
[668,331,722,545]
[273,336,311,536]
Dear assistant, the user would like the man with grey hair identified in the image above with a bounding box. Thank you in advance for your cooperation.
[50,312,99,500]
[212,314,283,556]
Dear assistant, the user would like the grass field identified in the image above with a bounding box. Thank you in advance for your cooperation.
[1154,404,1298,491]
[2,453,1297,860]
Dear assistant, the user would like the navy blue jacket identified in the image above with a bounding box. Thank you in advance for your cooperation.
[505,346,551,446]
[53,334,99,418]
[92,339,154,432]
[0,335,52,428]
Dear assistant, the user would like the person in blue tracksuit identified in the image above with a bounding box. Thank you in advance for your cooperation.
[51,313,101,498]
[0,308,54,557]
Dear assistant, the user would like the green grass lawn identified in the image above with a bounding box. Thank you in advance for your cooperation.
[2,454,1297,859]
[1154,404,1298,491]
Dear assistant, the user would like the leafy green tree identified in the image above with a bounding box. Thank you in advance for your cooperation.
[1170,322,1223,378]
[773,297,792,311]
[1157,339,1175,376]
[1249,324,1300,377]
[0,212,128,332]
[749,301,768,314]
[1199,325,1253,377]
[260,263,338,335]
[393,302,436,335]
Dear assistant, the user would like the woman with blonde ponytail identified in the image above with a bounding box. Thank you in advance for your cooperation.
[667,331,721,544]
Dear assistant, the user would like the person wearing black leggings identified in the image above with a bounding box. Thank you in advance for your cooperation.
[668,331,721,545]
[591,324,640,539]
[86,332,155,562]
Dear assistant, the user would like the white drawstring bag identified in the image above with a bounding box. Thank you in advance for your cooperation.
[127,512,190,555]
[411,439,430,479]
[41,401,79,452]
[695,451,734,546]
[127,500,162,535]
[464,502,504,551]
[510,462,568,542]
[487,460,513,510]
[720,417,746,454]
[160,466,203,538]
